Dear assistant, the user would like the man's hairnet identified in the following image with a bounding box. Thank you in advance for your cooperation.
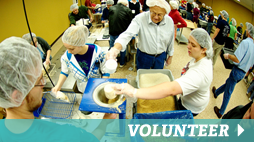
[220,10,229,20]
[0,37,42,108]
[202,3,205,6]
[147,0,171,14]
[22,33,36,44]
[170,1,178,10]
[210,10,214,16]
[117,0,128,5]
[246,22,254,38]
[190,28,213,59]
[107,0,114,5]
[231,18,237,27]
[62,25,89,47]
[240,23,243,27]
[70,3,79,11]
[206,6,208,9]
[188,0,194,3]
[208,6,211,9]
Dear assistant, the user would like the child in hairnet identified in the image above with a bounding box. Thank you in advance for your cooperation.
[52,25,115,93]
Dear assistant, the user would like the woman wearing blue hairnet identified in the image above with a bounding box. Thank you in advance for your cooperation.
[113,28,213,116]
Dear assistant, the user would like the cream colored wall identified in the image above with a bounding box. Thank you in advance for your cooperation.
[0,0,73,45]
[200,0,254,32]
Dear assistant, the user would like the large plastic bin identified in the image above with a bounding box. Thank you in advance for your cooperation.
[136,69,174,88]
[133,69,179,116]
[220,47,235,69]
[131,110,195,142]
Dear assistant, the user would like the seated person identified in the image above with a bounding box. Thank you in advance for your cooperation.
[85,0,96,13]
[52,25,114,93]
[22,33,52,65]
[101,0,114,24]
[0,37,116,142]
[69,3,93,29]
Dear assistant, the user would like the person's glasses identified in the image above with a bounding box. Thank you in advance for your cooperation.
[150,11,164,17]
[34,77,46,87]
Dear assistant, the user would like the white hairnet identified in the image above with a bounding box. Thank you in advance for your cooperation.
[240,23,243,27]
[170,1,178,10]
[231,18,237,27]
[195,4,199,8]
[190,28,213,59]
[22,33,36,44]
[220,10,229,20]
[188,0,194,3]
[147,0,171,14]
[117,0,128,5]
[107,0,114,5]
[0,37,42,108]
[246,22,254,38]
[62,25,89,47]
[202,3,205,6]
[70,3,79,11]
[206,6,208,9]
[210,10,214,16]
[208,6,211,9]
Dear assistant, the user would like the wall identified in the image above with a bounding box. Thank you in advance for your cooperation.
[0,0,73,45]
[200,0,254,32]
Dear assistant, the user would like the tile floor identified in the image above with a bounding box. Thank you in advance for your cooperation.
[51,25,250,119]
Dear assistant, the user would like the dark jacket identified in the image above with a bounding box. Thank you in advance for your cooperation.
[108,3,132,36]
[69,5,89,26]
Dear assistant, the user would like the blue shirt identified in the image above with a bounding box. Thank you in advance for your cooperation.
[115,11,174,56]
[234,38,254,72]
[101,7,109,21]
[75,45,95,75]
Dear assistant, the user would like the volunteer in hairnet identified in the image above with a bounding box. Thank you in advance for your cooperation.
[101,0,114,24]
[212,23,254,118]
[225,18,237,49]
[22,33,52,65]
[0,37,116,141]
[113,28,213,116]
[52,26,114,93]
[106,0,174,69]
[69,3,93,28]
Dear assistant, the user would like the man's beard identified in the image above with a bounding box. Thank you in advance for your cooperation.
[26,94,42,112]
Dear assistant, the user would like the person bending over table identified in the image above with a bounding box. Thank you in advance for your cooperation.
[113,28,213,116]
[69,3,93,29]
[22,33,52,65]
[52,26,114,93]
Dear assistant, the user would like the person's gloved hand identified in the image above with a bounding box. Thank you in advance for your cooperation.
[223,53,229,59]
[112,83,137,98]
[45,58,51,65]
[106,47,120,60]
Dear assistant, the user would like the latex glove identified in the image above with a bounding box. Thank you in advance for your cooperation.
[223,53,229,59]
[90,17,93,23]
[106,47,120,60]
[113,83,137,98]
[51,85,60,94]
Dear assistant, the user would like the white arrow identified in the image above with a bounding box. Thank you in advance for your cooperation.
[238,124,244,136]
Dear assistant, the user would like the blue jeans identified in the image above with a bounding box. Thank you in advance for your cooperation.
[136,49,166,70]
[187,12,193,21]
[247,81,254,99]
[206,22,213,35]
[109,35,126,65]
[214,66,246,115]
